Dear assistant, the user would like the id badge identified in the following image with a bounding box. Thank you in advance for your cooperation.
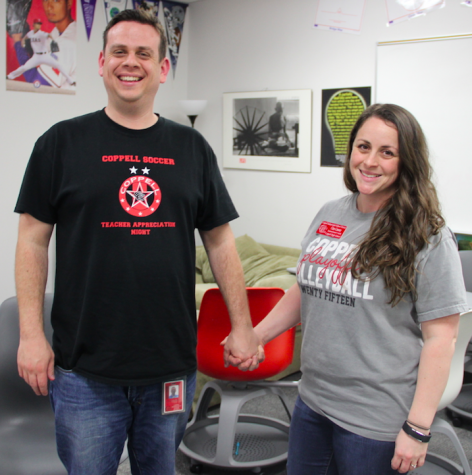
[162,377,186,415]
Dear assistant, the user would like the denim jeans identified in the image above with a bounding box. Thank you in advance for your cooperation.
[49,367,196,475]
[287,396,398,475]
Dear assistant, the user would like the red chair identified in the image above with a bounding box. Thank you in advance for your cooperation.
[180,287,297,472]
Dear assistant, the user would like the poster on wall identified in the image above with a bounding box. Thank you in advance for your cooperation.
[6,0,77,94]
[313,0,367,34]
[162,1,187,78]
[320,87,371,167]
[223,90,312,173]
[385,0,445,25]
[132,0,160,17]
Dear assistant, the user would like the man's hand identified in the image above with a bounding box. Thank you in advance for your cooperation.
[15,213,55,396]
[222,326,265,371]
[18,333,55,396]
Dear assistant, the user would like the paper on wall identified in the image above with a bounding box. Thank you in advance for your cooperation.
[313,0,367,35]
[385,0,445,25]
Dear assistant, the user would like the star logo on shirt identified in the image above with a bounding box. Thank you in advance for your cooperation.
[130,166,138,174]
[118,176,161,217]
[126,181,155,209]
[142,167,150,175]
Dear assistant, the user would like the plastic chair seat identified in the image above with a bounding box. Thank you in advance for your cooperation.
[180,287,297,471]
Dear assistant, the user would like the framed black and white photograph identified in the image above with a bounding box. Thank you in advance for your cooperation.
[223,89,312,173]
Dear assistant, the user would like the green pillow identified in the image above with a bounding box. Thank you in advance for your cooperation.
[241,254,299,286]
[200,234,271,283]
[235,234,269,261]
[197,235,298,286]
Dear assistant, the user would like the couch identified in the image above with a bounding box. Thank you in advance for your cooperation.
[195,234,300,308]
[194,235,302,405]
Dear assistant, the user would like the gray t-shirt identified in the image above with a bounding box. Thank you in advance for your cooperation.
[297,194,469,441]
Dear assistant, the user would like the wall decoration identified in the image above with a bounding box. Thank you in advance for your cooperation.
[6,0,77,94]
[385,0,445,25]
[313,0,367,35]
[320,87,371,167]
[104,0,128,23]
[162,0,187,78]
[132,0,159,17]
[223,90,312,173]
[81,0,97,40]
[455,233,472,251]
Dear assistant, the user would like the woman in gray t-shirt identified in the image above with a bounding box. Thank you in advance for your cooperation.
[252,104,469,475]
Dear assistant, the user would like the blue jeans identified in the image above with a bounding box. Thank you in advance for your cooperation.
[49,367,196,475]
[287,396,398,475]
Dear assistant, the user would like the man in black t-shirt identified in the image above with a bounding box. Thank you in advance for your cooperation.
[14,9,262,474]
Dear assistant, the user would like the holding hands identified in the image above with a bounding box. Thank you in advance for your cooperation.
[221,326,265,371]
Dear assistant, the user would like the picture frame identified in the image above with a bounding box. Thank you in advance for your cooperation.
[223,89,312,173]
[320,86,371,167]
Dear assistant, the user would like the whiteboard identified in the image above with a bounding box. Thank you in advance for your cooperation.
[376,35,472,233]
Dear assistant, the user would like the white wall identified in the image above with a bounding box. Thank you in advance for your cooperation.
[1,0,471,305]
[186,0,472,249]
[0,3,192,305]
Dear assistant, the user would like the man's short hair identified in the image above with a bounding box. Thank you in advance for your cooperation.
[103,9,167,62]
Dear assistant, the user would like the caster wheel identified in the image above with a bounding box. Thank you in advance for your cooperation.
[452,416,463,427]
[446,408,464,427]
[190,464,203,474]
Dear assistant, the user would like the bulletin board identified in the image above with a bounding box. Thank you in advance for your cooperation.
[376,34,472,233]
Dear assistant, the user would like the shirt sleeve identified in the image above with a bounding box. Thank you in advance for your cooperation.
[195,139,238,231]
[14,131,58,225]
[415,228,469,322]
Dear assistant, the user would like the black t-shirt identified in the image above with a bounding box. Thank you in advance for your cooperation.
[15,110,238,385]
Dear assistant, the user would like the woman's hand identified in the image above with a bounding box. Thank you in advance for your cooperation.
[391,429,428,473]
[220,334,265,371]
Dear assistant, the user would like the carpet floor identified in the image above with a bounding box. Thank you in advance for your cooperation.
[117,377,472,475]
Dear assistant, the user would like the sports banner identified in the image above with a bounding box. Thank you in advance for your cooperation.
[103,0,128,22]
[6,0,77,94]
[132,0,160,17]
[81,0,97,40]
[162,0,187,78]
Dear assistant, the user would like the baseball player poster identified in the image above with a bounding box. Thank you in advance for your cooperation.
[6,0,77,94]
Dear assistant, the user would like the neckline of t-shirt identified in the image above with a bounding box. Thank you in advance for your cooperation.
[99,109,164,136]
[349,193,377,220]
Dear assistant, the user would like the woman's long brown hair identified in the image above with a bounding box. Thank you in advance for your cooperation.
[343,104,444,306]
